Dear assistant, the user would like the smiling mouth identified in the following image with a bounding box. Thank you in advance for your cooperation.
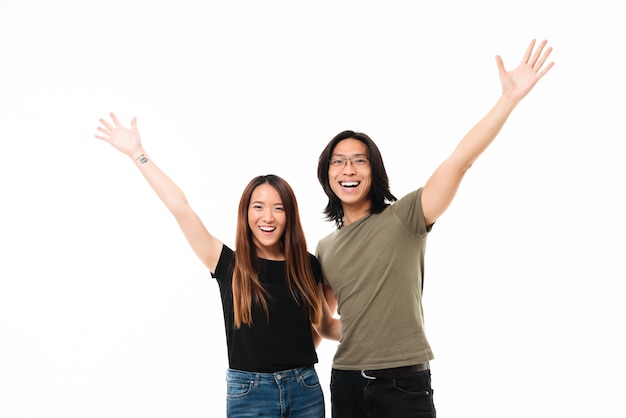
[339,181,359,188]
[259,226,276,232]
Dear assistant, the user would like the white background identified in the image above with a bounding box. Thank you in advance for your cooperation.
[1,1,624,417]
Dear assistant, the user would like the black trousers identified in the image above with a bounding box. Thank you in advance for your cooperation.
[330,368,436,418]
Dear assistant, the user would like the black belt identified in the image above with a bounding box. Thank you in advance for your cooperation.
[361,362,430,380]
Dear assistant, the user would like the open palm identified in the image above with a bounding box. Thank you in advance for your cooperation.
[95,112,142,157]
[497,39,554,103]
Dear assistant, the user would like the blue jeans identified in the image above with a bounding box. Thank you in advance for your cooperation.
[330,368,436,418]
[226,366,325,417]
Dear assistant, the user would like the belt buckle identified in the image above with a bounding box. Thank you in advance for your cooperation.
[360,370,377,380]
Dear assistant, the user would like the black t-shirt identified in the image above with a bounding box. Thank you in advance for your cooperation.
[211,245,321,372]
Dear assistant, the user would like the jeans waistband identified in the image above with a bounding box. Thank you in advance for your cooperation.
[227,365,315,382]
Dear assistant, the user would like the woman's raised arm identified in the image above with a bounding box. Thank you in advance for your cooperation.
[95,112,223,273]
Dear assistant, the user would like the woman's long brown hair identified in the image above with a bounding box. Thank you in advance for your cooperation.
[232,175,322,329]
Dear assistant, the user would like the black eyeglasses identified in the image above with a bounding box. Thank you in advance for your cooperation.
[329,156,370,168]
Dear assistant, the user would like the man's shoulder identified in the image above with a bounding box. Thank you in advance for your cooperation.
[316,227,340,251]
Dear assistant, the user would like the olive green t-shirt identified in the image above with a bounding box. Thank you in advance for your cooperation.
[316,188,433,370]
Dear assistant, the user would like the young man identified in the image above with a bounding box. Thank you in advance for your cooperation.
[315,39,554,417]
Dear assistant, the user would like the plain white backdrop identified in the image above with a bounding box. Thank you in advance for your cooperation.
[1,1,624,417]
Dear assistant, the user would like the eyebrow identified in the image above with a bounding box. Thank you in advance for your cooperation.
[251,200,284,206]
[331,153,369,158]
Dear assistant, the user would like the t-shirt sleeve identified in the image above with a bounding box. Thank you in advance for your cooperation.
[391,187,431,236]
[211,244,233,279]
[309,254,323,285]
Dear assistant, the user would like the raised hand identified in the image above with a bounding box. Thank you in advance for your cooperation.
[496,39,554,104]
[95,112,142,157]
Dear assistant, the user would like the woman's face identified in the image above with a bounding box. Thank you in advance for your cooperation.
[247,183,286,260]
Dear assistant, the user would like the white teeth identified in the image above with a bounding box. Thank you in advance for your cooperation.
[340,182,359,187]
[260,226,276,232]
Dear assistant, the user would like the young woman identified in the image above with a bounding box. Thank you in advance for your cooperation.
[95,113,340,417]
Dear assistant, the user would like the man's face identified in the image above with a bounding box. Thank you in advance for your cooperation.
[328,138,372,208]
